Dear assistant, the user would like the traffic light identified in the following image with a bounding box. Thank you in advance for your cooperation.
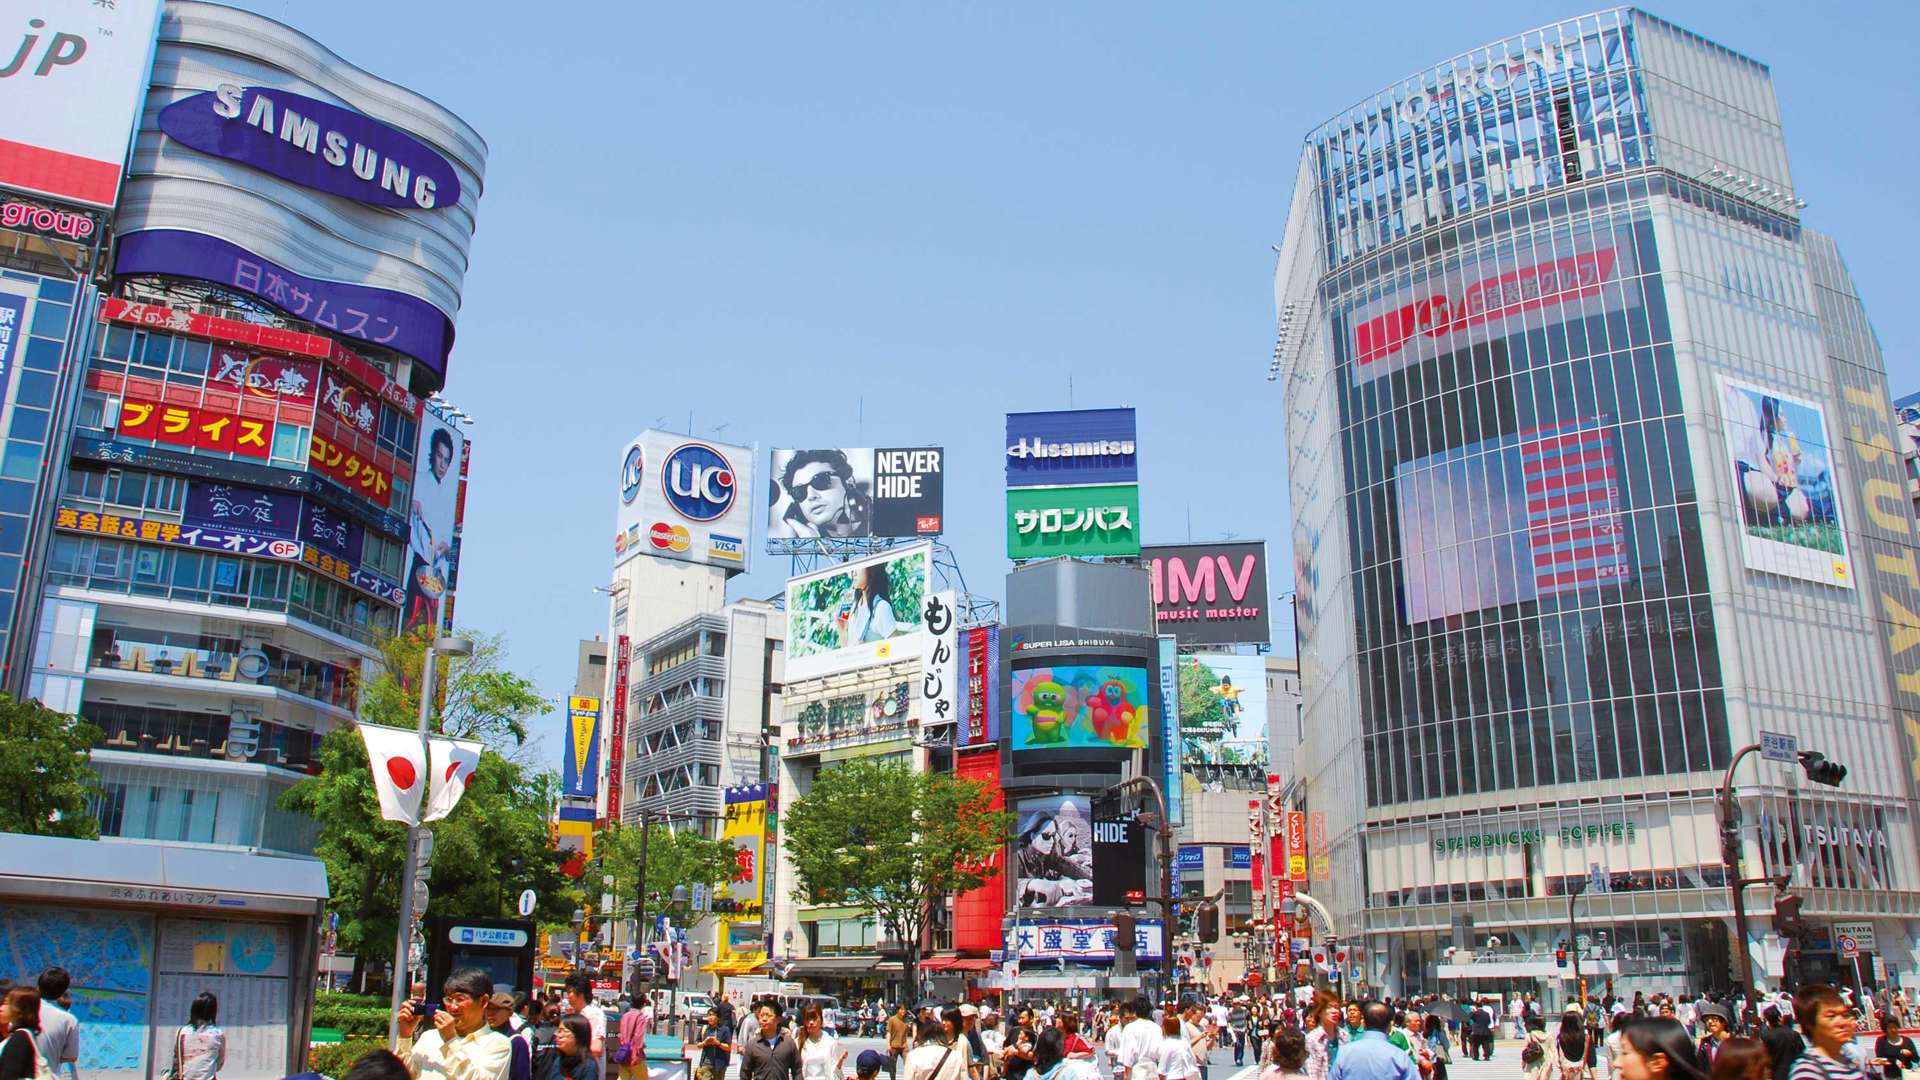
[1774,893,1810,939]
[1555,948,1568,968]
[1197,902,1219,943]
[632,956,659,983]
[1799,752,1847,787]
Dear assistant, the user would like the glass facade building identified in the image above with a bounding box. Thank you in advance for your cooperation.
[1278,9,1920,999]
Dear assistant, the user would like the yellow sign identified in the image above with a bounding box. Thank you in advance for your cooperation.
[568,697,599,782]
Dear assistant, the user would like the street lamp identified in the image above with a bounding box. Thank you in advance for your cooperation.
[1719,741,1848,1026]
[1566,880,1587,1012]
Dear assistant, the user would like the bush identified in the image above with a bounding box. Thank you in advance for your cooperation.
[312,1003,392,1038]
[309,1038,388,1079]
[316,990,388,1010]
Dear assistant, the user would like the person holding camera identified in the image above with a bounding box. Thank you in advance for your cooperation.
[396,969,514,1080]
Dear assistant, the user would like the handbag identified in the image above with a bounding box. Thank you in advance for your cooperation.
[612,1040,632,1067]
[160,1028,186,1080]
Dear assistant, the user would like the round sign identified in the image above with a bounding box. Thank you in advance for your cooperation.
[661,443,736,522]
[518,889,537,917]
[621,444,644,504]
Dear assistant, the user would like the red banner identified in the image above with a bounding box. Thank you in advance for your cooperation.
[607,636,630,822]
[308,430,392,505]
[952,748,1005,951]
[1250,851,1264,893]
[119,397,270,459]
[318,369,379,437]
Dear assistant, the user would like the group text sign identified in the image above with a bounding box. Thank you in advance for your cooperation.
[767,447,943,542]
[1008,483,1141,559]
[1005,408,1138,489]
[1143,541,1272,645]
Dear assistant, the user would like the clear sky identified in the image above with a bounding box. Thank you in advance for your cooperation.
[225,0,1920,764]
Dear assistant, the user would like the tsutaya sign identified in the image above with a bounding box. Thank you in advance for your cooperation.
[159,85,462,210]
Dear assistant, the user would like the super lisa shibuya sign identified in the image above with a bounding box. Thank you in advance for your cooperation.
[159,85,461,210]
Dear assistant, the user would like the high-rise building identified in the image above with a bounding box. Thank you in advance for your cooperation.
[1276,9,1917,999]
[17,2,485,858]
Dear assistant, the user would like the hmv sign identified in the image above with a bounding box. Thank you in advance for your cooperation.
[1143,541,1272,646]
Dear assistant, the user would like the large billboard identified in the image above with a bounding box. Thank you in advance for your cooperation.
[405,408,466,633]
[1005,408,1138,488]
[563,697,600,799]
[1014,794,1094,909]
[1009,664,1151,750]
[1394,416,1632,624]
[1720,377,1854,589]
[1091,812,1148,907]
[722,785,767,922]
[1007,483,1141,559]
[0,0,161,209]
[613,431,755,574]
[1177,653,1269,766]
[784,543,932,681]
[1144,542,1271,645]
[767,447,943,541]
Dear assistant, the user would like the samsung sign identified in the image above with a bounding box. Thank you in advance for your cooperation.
[159,85,462,210]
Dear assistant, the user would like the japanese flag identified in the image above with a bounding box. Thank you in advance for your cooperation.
[424,736,484,821]
[360,723,427,826]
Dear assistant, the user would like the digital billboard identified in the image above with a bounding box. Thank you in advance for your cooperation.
[1005,408,1138,488]
[767,447,943,541]
[1144,542,1271,645]
[1009,664,1150,750]
[562,697,600,799]
[1394,416,1632,625]
[613,430,755,574]
[405,407,465,633]
[1014,794,1093,909]
[1720,377,1854,589]
[1091,813,1148,907]
[1007,483,1141,560]
[784,543,932,681]
[1177,653,1269,766]
[0,0,162,209]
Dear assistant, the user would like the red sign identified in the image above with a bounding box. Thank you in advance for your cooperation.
[952,748,1006,951]
[308,431,392,506]
[964,627,991,743]
[1274,878,1294,900]
[1287,811,1307,882]
[318,370,379,437]
[1250,851,1264,893]
[1353,247,1619,368]
[607,636,630,822]
[119,397,271,459]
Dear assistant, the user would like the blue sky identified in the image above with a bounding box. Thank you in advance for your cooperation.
[227,1,1920,763]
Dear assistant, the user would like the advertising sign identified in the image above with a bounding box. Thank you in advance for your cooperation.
[1010,664,1150,750]
[952,750,1006,951]
[1005,408,1138,488]
[1157,634,1182,826]
[722,785,767,921]
[208,349,318,405]
[118,395,273,459]
[1229,846,1251,870]
[1720,377,1854,589]
[1832,922,1877,953]
[1007,483,1141,560]
[298,500,365,564]
[159,84,462,210]
[1006,918,1164,963]
[1014,794,1094,909]
[0,289,24,406]
[1177,653,1269,766]
[607,636,630,823]
[920,590,959,728]
[767,447,943,541]
[1286,811,1307,881]
[612,430,754,574]
[563,697,600,799]
[306,431,392,506]
[1175,846,1205,873]
[1309,813,1329,882]
[959,625,1001,746]
[0,0,161,209]
[55,505,300,562]
[1091,814,1148,907]
[784,544,932,681]
[183,482,299,540]
[405,408,465,633]
[1144,542,1271,645]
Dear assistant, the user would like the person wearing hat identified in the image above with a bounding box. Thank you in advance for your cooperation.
[1696,1009,1731,1069]
[485,993,534,1080]
[958,1005,988,1080]
[856,1051,887,1080]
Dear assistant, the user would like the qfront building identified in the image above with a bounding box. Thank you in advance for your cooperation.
[1275,9,1919,1000]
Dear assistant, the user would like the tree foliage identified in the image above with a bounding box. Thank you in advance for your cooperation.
[592,820,739,930]
[361,628,545,754]
[0,694,101,839]
[782,757,1008,994]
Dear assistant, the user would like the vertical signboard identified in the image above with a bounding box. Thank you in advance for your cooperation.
[405,408,466,633]
[920,590,959,730]
[1004,408,1141,559]
[1091,813,1148,907]
[952,750,1006,950]
[721,785,767,956]
[959,626,1001,746]
[1157,635,1183,826]
[1309,812,1330,881]
[1286,811,1307,882]
[0,0,162,209]
[563,697,600,799]
[606,637,630,822]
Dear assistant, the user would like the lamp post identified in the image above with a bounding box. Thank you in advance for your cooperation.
[384,635,475,1049]
[1566,880,1587,1012]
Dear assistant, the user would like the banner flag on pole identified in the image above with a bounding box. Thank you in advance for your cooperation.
[360,723,427,826]
[424,735,485,821]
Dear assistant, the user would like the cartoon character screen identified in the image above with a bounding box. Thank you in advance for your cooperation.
[1010,664,1151,750]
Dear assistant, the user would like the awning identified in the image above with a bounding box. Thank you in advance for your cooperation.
[784,957,879,975]
[701,958,768,976]
[919,957,993,972]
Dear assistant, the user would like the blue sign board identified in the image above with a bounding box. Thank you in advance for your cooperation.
[1175,845,1205,873]
[185,481,300,539]
[1229,846,1252,870]
[1005,408,1138,488]
[0,292,24,407]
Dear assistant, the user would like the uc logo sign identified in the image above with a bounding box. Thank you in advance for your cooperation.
[663,443,735,522]
[620,445,645,504]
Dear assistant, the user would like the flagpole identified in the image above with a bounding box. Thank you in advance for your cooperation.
[388,644,438,1049]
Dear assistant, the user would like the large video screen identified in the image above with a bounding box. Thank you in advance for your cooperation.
[1177,653,1268,766]
[1394,417,1632,625]
[1009,664,1151,750]
[1719,377,1853,589]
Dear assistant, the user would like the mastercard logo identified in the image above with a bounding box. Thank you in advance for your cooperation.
[649,522,691,552]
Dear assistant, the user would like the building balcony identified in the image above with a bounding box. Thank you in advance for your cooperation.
[636,653,727,698]
[87,625,360,715]
[87,748,320,855]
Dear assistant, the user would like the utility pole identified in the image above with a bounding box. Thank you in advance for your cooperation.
[1567,880,1587,1011]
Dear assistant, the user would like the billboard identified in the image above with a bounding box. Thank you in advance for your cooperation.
[563,697,600,799]
[405,408,465,633]
[1005,408,1138,488]
[1010,664,1150,751]
[1091,813,1148,907]
[1144,542,1271,645]
[1156,635,1183,825]
[952,750,1006,951]
[1014,794,1094,909]
[1006,918,1164,964]
[1007,483,1141,560]
[784,543,932,681]
[183,482,300,540]
[919,590,959,729]
[0,0,161,209]
[958,626,1001,747]
[722,785,767,921]
[613,431,754,574]
[1394,416,1632,624]
[1720,377,1854,589]
[767,447,943,541]
[1177,653,1269,766]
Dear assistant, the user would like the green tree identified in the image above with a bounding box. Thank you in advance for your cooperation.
[782,757,1008,996]
[0,694,101,838]
[281,628,574,989]
[592,820,739,933]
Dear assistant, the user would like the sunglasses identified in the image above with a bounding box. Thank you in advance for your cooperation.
[788,472,842,499]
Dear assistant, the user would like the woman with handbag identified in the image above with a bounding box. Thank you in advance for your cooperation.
[0,988,56,1080]
[166,993,225,1080]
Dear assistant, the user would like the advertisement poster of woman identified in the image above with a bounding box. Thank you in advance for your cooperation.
[1719,377,1853,588]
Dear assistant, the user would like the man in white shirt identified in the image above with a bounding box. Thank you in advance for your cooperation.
[396,968,514,1080]
[35,969,79,1080]
[566,974,608,1059]
[1114,999,1163,1080]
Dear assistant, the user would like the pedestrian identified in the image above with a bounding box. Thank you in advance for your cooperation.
[905,1018,964,1080]
[32,971,76,1080]
[889,1004,914,1080]
[1262,1027,1309,1080]
[1715,1039,1775,1080]
[1523,1018,1555,1080]
[1327,1003,1418,1080]
[1872,1014,1918,1080]
[1060,1015,1094,1061]
[1117,1001,1164,1080]
[1158,1014,1201,1080]
[0,988,51,1080]
[742,1000,802,1080]
[486,994,531,1080]
[615,995,649,1080]
[396,969,514,1080]
[1230,1001,1252,1067]
[854,1051,887,1080]
[549,1017,599,1080]
[1419,1015,1451,1080]
[1306,998,1348,1080]
[1789,986,1869,1080]
[688,1007,733,1080]
[1557,1007,1597,1080]
[1612,1018,1707,1080]
[162,992,224,1080]
[564,977,607,1062]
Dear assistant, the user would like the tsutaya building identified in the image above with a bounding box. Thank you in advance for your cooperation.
[1275,8,1920,1000]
